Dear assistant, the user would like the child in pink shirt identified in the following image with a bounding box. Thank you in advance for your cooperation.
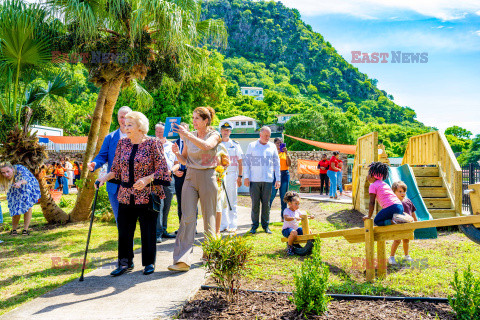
[362,162,403,226]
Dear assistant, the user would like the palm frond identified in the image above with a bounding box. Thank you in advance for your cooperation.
[129,79,153,110]
[196,18,228,49]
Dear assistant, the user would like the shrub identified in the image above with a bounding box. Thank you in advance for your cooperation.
[59,197,73,208]
[202,234,252,302]
[291,240,331,316]
[92,183,115,222]
[449,265,480,320]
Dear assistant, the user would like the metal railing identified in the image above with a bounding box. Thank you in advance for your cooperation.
[462,162,480,213]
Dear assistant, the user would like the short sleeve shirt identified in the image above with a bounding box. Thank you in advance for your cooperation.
[402,198,416,216]
[220,139,244,174]
[185,130,221,169]
[328,156,341,172]
[368,179,402,208]
[283,208,301,230]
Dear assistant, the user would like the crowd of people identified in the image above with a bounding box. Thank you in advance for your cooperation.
[0,105,416,269]
[87,105,289,276]
[40,158,83,194]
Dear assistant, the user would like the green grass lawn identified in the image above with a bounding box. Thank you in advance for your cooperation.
[239,201,480,298]
[1,195,479,315]
[0,195,180,316]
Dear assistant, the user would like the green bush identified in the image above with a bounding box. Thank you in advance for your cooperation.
[291,240,331,316]
[93,183,115,222]
[202,234,252,302]
[449,265,480,320]
[59,197,73,208]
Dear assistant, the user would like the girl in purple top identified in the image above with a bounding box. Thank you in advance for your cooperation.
[282,191,314,255]
[362,162,403,226]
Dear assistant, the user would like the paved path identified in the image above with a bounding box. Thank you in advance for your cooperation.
[2,205,281,320]
[299,191,352,204]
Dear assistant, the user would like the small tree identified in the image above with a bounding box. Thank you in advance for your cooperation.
[202,234,252,303]
[291,240,331,316]
[449,265,480,320]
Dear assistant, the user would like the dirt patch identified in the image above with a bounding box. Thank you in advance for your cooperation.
[237,195,363,228]
[178,289,454,320]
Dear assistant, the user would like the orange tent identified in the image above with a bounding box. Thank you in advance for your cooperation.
[285,134,356,155]
[40,136,88,144]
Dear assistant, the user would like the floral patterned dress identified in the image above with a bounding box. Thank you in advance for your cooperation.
[111,137,171,205]
[7,165,41,217]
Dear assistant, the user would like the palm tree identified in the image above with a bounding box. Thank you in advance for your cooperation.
[47,0,227,221]
[0,0,73,223]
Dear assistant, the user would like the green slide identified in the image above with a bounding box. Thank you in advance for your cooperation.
[386,164,438,240]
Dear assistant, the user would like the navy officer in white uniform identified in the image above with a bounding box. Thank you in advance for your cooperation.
[219,121,243,232]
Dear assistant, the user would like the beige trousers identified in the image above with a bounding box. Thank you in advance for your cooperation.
[173,167,218,266]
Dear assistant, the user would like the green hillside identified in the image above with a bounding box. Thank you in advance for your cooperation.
[202,0,418,125]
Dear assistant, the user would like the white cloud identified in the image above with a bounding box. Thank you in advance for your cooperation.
[279,0,480,21]
[475,30,480,36]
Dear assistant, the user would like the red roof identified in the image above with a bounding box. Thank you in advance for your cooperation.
[40,136,88,144]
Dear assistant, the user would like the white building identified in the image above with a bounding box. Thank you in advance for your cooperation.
[276,114,298,124]
[240,86,264,100]
[30,125,63,136]
[219,116,258,134]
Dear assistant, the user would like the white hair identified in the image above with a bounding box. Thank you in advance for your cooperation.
[125,111,149,134]
[155,122,165,130]
[118,106,132,115]
[260,126,271,133]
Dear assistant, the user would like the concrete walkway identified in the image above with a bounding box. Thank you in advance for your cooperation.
[299,191,352,204]
[2,205,281,320]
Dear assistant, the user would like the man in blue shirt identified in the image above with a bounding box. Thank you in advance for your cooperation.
[243,126,280,234]
[87,106,132,222]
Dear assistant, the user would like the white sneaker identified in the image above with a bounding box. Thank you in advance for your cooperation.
[388,256,397,265]
[393,213,414,224]
[404,255,414,262]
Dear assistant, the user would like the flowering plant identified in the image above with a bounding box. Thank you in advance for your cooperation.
[215,150,229,189]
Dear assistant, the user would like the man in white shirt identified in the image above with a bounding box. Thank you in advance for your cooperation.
[243,126,280,234]
[219,122,243,232]
[154,123,177,242]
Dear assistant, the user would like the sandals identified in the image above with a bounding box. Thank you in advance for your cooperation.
[10,229,18,236]
[22,229,30,236]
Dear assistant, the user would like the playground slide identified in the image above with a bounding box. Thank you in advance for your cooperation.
[386,164,438,240]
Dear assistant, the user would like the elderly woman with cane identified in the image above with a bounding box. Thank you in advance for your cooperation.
[0,162,41,236]
[168,106,222,272]
[96,111,171,277]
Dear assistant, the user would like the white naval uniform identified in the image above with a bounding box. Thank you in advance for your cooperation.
[220,139,243,230]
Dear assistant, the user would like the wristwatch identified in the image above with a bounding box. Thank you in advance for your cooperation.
[238,175,243,178]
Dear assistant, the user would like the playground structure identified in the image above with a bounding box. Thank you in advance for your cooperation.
[282,131,480,281]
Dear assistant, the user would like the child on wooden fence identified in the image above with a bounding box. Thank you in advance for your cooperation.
[282,191,314,255]
[363,162,404,226]
[389,181,417,265]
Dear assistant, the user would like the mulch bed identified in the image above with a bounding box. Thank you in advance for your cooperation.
[178,289,455,320]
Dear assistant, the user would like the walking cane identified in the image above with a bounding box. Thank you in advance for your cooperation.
[79,181,100,282]
[222,180,233,211]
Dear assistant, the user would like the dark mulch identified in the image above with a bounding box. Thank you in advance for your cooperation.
[178,289,455,320]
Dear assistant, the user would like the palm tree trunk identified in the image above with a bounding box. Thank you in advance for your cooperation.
[69,77,124,221]
[35,173,69,224]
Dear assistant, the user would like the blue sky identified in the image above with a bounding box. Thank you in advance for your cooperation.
[280,0,480,136]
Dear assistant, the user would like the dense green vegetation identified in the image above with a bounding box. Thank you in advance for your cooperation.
[6,0,475,163]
